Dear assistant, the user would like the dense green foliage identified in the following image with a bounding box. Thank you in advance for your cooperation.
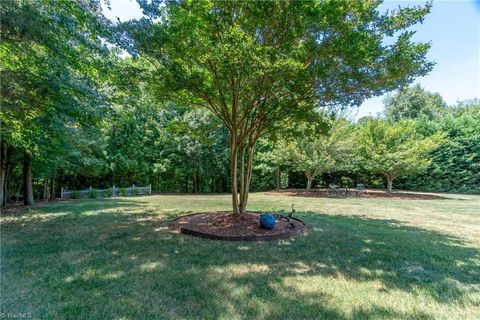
[395,101,480,193]
[2,74,478,202]
[0,0,114,205]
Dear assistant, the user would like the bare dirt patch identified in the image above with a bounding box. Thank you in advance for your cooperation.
[170,211,306,241]
[264,190,447,200]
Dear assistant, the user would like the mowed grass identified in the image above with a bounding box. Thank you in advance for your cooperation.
[1,192,479,320]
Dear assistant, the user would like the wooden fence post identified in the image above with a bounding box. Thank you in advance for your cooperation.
[61,187,64,199]
[148,184,152,194]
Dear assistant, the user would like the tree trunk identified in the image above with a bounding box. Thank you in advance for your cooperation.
[230,127,259,215]
[387,176,394,193]
[0,142,8,206]
[196,172,200,193]
[230,133,240,215]
[16,183,21,204]
[43,178,49,202]
[305,172,315,192]
[239,144,256,214]
[238,145,247,212]
[275,166,281,191]
[306,177,312,192]
[3,163,10,206]
[51,175,56,199]
[192,170,198,193]
[23,151,35,206]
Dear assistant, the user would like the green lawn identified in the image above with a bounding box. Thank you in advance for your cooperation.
[1,192,479,319]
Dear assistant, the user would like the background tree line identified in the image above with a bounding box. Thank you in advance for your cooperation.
[3,71,478,207]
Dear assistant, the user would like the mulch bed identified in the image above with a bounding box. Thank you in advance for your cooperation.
[264,190,446,200]
[170,211,306,241]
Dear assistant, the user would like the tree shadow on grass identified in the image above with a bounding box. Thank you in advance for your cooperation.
[1,200,479,319]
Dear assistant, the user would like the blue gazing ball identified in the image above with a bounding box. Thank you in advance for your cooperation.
[260,213,276,229]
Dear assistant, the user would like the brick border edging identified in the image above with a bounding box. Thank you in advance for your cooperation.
[169,211,306,242]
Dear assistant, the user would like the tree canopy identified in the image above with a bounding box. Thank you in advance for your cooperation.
[357,118,443,192]
[384,84,447,121]
[0,0,114,205]
[279,118,354,191]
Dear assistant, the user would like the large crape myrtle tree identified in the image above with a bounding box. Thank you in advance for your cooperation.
[120,0,433,214]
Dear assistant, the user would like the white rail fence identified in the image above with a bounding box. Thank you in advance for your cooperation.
[61,184,152,200]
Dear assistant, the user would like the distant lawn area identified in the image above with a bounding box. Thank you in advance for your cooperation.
[1,192,479,319]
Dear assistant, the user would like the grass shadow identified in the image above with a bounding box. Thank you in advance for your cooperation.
[1,200,479,319]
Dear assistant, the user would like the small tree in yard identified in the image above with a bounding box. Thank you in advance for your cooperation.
[121,1,433,214]
[256,110,325,192]
[281,119,354,192]
[357,119,443,193]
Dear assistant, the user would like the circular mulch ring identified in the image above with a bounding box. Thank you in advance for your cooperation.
[170,211,306,241]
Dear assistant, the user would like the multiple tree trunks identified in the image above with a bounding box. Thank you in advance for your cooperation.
[43,178,50,202]
[230,137,240,214]
[239,143,256,214]
[1,145,36,206]
[183,171,206,193]
[275,166,281,191]
[0,141,58,207]
[230,131,258,215]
